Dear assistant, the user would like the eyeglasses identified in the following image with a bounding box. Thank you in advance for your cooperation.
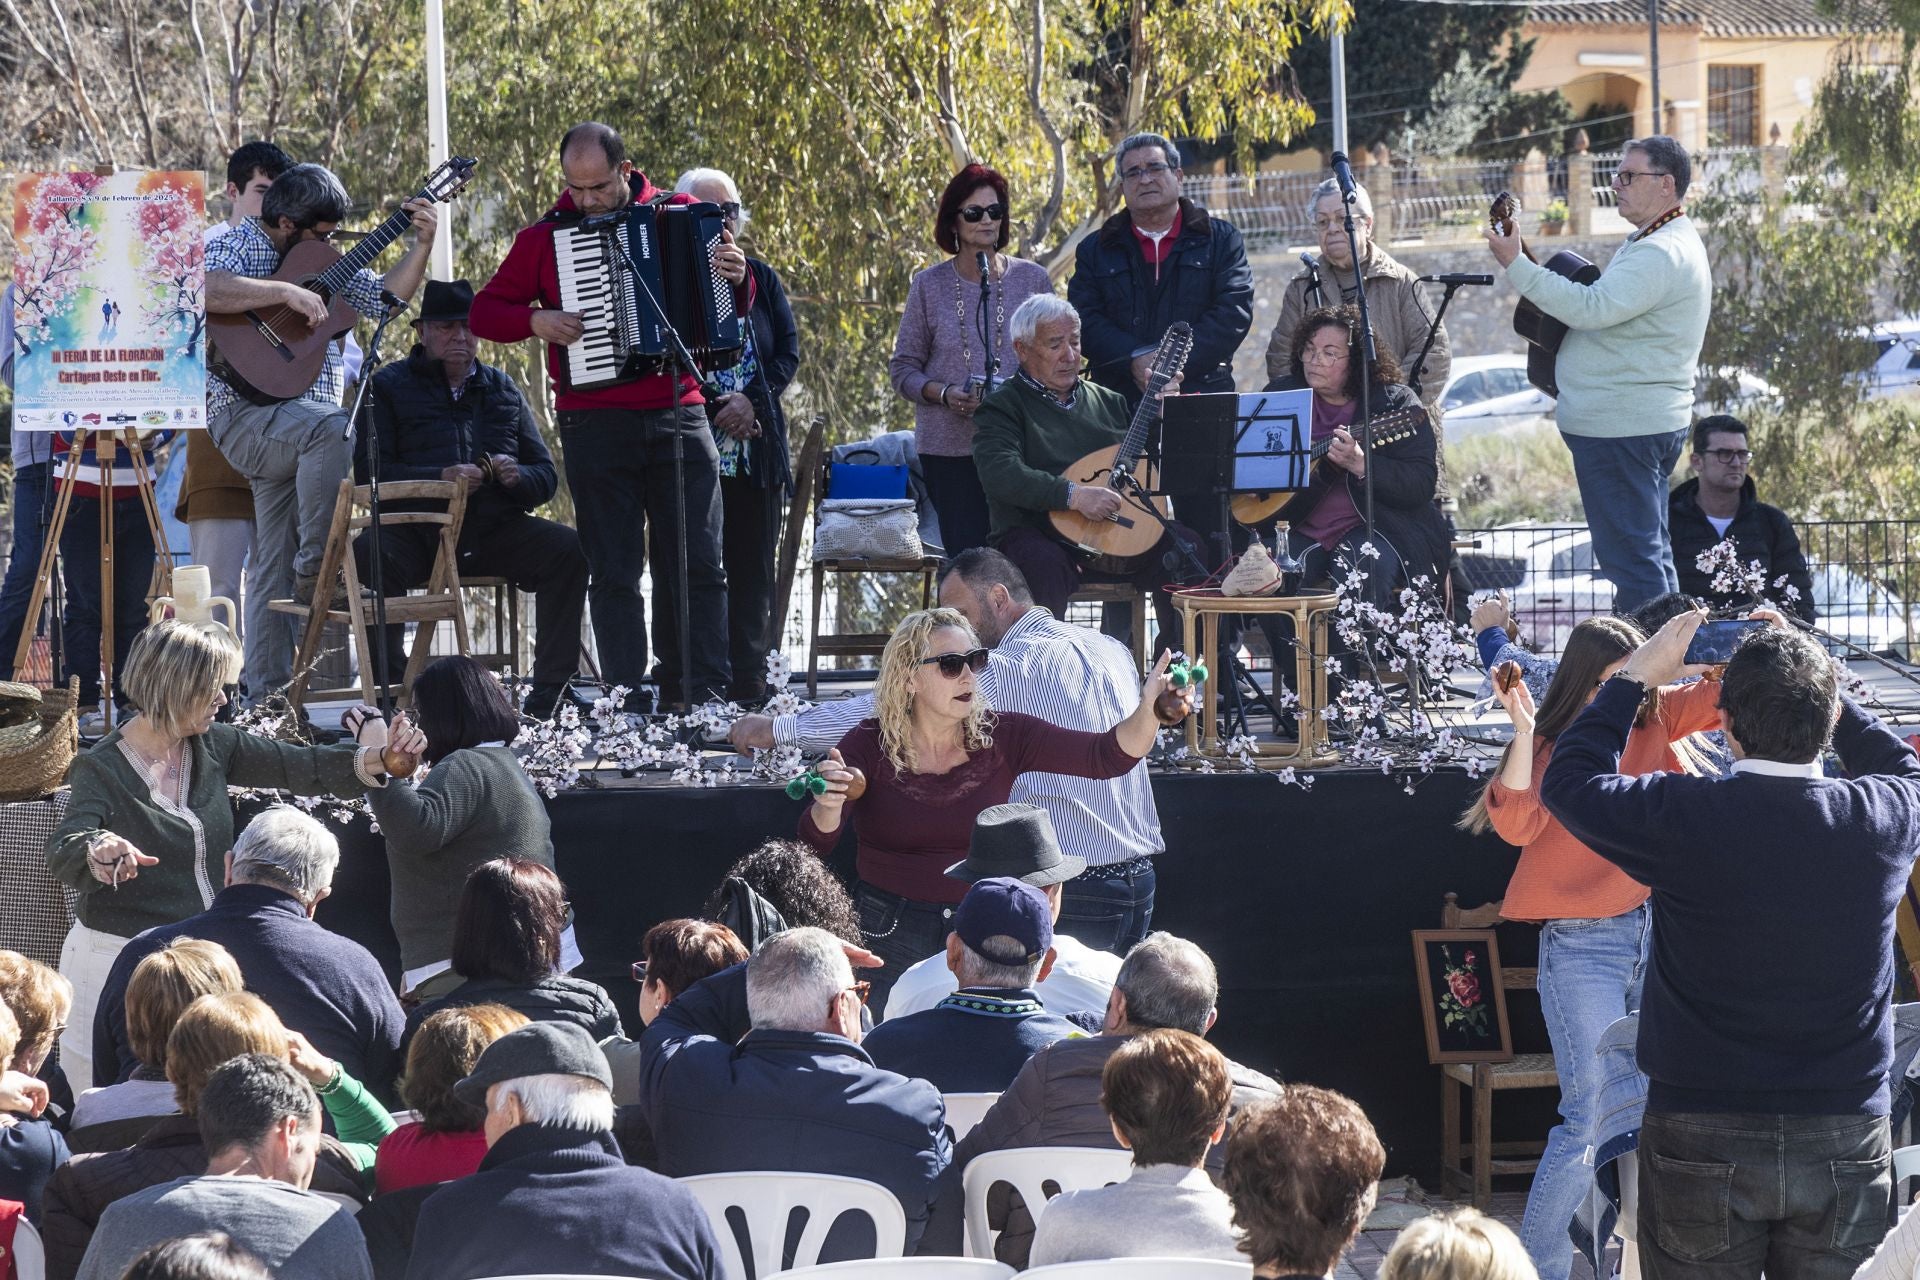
[961,203,1006,223]
[1121,161,1174,181]
[919,647,991,678]
[629,960,649,985]
[298,225,341,243]
[1302,346,1351,365]
[844,981,873,1007]
[1612,168,1670,189]
[1705,448,1753,465]
[718,201,742,222]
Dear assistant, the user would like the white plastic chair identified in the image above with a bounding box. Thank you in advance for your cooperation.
[779,1259,1015,1278]
[1894,1142,1920,1183]
[942,1092,1000,1143]
[13,1216,45,1280]
[1024,1259,1252,1278]
[489,1275,656,1279]
[960,1146,1133,1259]
[678,1170,907,1280]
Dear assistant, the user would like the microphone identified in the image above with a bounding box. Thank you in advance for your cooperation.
[1330,152,1358,201]
[380,289,411,313]
[976,251,992,278]
[1417,273,1495,287]
[579,210,624,231]
[1299,252,1323,306]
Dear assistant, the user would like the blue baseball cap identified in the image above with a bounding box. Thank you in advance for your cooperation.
[953,876,1054,963]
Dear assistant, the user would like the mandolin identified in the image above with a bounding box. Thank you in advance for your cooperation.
[208,157,478,403]
[1490,190,1600,398]
[1047,322,1193,563]
[1229,404,1430,525]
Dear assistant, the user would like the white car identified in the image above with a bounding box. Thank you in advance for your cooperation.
[1861,319,1920,399]
[1694,367,1781,417]
[1438,355,1556,439]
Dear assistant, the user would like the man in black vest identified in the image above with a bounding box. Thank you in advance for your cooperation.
[354,279,587,719]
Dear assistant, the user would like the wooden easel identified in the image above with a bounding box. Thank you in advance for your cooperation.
[12,428,174,726]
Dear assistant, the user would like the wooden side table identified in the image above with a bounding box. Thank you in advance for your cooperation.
[1172,589,1341,767]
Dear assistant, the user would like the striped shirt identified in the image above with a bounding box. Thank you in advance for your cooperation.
[773,607,1163,865]
[204,217,384,422]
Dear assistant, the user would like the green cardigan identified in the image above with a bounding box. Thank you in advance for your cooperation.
[48,722,372,939]
[971,375,1132,541]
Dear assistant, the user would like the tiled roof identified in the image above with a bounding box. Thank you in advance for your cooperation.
[1528,0,1862,36]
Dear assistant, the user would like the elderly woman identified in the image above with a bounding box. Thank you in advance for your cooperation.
[1259,304,1450,607]
[45,620,422,1088]
[798,607,1177,997]
[891,164,1055,558]
[676,168,803,702]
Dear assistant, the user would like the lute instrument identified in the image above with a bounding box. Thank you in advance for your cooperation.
[1228,403,1430,525]
[208,157,479,404]
[1047,322,1193,563]
[1490,190,1600,398]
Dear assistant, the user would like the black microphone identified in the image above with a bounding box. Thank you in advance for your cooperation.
[1330,152,1358,201]
[380,289,410,313]
[1417,273,1495,286]
[976,251,991,278]
[1299,252,1323,305]
[579,210,624,231]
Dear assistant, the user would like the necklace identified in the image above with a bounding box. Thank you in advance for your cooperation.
[951,254,1007,379]
[123,725,184,802]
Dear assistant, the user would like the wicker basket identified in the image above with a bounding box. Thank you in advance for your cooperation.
[0,679,80,803]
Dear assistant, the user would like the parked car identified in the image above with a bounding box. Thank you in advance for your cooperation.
[1694,366,1782,417]
[1860,318,1920,399]
[1438,355,1555,438]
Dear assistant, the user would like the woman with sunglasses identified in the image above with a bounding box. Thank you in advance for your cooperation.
[799,607,1180,999]
[890,164,1055,557]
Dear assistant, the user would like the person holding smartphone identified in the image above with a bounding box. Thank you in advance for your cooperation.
[1457,615,1722,1280]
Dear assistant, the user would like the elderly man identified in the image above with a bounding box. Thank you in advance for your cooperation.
[1488,136,1710,613]
[1669,414,1815,623]
[407,1022,721,1280]
[674,167,802,703]
[353,277,588,719]
[972,293,1192,626]
[75,1054,371,1280]
[862,877,1078,1092]
[639,926,950,1256]
[731,554,1166,955]
[90,807,404,1096]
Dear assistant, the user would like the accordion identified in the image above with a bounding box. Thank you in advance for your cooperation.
[552,200,745,392]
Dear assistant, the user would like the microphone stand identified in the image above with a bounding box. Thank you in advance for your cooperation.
[1407,281,1465,402]
[1338,196,1377,543]
[976,252,998,394]
[344,298,408,716]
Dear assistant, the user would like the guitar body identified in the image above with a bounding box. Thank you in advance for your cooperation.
[207,239,360,402]
[1230,487,1296,526]
[1047,445,1171,563]
[1511,251,1601,397]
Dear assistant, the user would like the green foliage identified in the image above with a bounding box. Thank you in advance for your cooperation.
[1447,425,1583,527]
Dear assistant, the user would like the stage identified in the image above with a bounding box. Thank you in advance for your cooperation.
[311,762,1549,1181]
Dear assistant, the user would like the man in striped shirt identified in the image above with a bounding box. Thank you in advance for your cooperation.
[730,547,1164,955]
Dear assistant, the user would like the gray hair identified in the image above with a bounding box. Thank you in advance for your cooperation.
[1115,932,1218,1034]
[229,806,339,907]
[1307,177,1373,225]
[1118,132,1181,174]
[1624,136,1691,198]
[745,926,853,1032]
[954,935,1044,990]
[1010,293,1078,347]
[675,167,748,227]
[491,1072,616,1131]
[260,163,350,229]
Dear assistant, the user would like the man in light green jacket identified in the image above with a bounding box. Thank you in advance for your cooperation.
[1488,135,1711,612]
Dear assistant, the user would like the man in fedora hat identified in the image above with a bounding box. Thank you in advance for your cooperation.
[355,278,589,719]
[883,804,1123,1024]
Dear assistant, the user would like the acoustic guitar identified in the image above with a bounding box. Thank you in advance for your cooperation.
[1229,403,1430,525]
[1047,322,1192,563]
[1490,190,1600,398]
[209,157,478,403]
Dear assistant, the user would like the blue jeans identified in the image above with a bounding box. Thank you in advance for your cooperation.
[1059,859,1157,955]
[61,495,157,706]
[1521,903,1652,1280]
[1638,1111,1891,1280]
[0,462,53,676]
[1561,429,1686,613]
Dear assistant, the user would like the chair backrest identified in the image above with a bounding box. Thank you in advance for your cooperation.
[677,1170,907,1280]
[780,1259,1016,1279]
[942,1092,1000,1143]
[1440,893,1537,991]
[14,1215,44,1280]
[961,1146,1134,1259]
[1024,1259,1253,1278]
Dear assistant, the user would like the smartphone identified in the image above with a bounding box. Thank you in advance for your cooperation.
[1684,618,1764,666]
[964,374,990,399]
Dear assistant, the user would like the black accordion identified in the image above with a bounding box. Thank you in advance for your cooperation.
[551,200,745,392]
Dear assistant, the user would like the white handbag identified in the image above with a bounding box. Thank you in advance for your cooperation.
[812,498,924,562]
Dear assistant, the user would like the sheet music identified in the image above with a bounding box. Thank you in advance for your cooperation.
[1232,389,1314,492]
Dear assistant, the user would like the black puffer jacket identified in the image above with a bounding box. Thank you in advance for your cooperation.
[402,973,621,1051]
[1669,475,1817,622]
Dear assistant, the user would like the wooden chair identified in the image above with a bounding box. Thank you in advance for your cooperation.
[806,455,941,698]
[462,575,524,675]
[1437,892,1559,1209]
[1067,577,1149,670]
[269,479,471,714]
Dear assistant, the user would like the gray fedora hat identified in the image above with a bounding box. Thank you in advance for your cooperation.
[945,803,1086,887]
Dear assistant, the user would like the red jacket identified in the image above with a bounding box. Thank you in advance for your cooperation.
[470,172,701,412]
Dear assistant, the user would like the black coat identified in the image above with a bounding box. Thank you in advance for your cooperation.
[1263,376,1451,588]
[702,256,801,491]
[358,349,558,526]
[1067,197,1254,406]
[1669,476,1817,621]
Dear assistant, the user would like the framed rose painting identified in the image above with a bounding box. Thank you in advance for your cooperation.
[1411,929,1514,1064]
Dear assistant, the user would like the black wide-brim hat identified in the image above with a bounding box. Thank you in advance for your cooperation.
[412,278,475,326]
[946,802,1086,887]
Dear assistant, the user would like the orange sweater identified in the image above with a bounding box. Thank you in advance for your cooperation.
[1487,679,1723,921]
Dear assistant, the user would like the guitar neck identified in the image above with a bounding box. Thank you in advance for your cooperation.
[1112,376,1168,475]
[315,198,423,291]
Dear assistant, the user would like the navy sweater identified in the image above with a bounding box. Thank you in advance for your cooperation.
[1541,678,1920,1115]
[862,988,1078,1093]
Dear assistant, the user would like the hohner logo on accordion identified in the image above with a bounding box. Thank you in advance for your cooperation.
[552,200,744,392]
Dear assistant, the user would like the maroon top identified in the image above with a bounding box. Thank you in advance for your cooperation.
[1293,395,1362,549]
[374,1122,488,1195]
[799,711,1138,904]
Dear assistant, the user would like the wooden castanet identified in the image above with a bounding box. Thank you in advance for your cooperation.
[382,747,419,780]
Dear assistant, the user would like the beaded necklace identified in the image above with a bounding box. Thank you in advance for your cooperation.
[951,254,1008,378]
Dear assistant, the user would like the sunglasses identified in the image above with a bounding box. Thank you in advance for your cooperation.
[718,201,742,221]
[630,960,649,985]
[919,648,990,678]
[960,203,1006,223]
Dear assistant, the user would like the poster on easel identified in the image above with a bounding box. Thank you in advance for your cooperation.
[10,170,207,431]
